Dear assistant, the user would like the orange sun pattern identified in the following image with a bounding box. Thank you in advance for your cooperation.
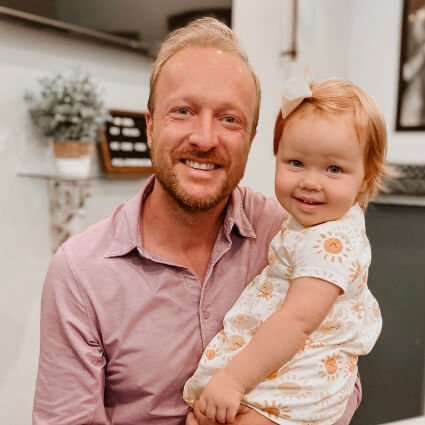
[313,232,351,263]
[253,401,291,419]
[257,281,274,299]
[319,354,344,381]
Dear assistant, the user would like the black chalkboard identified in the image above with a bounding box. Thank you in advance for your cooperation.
[99,109,154,175]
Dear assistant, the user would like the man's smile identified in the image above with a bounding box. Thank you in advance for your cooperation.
[182,159,220,171]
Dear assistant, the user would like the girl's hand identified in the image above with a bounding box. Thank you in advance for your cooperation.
[186,403,276,425]
[197,369,245,423]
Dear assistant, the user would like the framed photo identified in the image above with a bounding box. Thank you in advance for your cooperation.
[396,0,425,130]
[99,109,154,175]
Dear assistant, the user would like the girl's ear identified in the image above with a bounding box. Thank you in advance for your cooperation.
[356,178,368,206]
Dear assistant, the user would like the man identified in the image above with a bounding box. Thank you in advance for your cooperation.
[33,18,361,425]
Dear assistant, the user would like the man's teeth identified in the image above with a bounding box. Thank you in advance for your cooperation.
[185,160,217,170]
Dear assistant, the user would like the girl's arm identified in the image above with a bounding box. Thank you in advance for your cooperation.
[198,277,341,424]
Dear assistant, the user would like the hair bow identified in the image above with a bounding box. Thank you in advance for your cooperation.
[281,69,313,119]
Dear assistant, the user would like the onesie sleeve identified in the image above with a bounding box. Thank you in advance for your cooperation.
[291,221,358,293]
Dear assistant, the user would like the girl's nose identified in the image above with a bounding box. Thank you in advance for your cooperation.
[299,174,322,191]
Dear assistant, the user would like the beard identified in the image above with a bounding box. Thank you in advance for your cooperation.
[151,148,247,212]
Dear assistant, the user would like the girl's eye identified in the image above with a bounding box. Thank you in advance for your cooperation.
[289,160,303,168]
[327,165,342,174]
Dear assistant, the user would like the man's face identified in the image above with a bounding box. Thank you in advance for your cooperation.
[146,47,257,212]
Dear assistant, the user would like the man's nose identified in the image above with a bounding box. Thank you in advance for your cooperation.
[188,113,219,151]
[299,172,322,191]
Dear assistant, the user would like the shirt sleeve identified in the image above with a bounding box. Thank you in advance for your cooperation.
[33,245,110,425]
[291,222,358,293]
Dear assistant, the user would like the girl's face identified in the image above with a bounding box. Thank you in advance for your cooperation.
[275,111,366,227]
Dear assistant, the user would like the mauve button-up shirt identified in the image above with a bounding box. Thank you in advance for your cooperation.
[33,177,361,425]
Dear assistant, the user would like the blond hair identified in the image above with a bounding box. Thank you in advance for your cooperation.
[273,78,388,209]
[147,17,261,135]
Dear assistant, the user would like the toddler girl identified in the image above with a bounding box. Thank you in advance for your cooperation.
[183,76,387,425]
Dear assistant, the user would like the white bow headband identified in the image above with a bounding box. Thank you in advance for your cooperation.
[281,69,313,119]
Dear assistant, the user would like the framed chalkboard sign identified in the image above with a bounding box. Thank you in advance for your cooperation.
[99,109,154,175]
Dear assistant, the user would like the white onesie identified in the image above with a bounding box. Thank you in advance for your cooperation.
[184,204,382,425]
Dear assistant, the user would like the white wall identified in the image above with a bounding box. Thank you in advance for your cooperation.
[0,1,424,423]
[0,17,151,425]
[348,0,425,163]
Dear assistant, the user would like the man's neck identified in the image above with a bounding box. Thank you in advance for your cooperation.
[140,182,229,283]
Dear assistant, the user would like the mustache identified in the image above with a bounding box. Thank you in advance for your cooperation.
[172,149,230,166]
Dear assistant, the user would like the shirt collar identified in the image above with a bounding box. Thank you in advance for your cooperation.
[223,187,256,239]
[105,177,256,258]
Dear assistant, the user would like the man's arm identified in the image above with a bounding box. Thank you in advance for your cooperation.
[33,246,108,425]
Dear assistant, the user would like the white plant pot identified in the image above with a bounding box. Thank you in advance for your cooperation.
[53,140,94,179]
[55,156,92,178]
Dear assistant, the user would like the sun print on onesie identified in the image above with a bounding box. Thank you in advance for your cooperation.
[257,281,274,299]
[282,262,294,281]
[248,319,263,337]
[216,329,227,344]
[350,300,365,320]
[266,365,291,380]
[251,400,291,420]
[230,313,259,329]
[313,312,353,344]
[202,343,221,362]
[277,375,314,399]
[344,354,358,377]
[319,319,345,338]
[226,334,245,351]
[300,337,316,352]
[357,271,368,290]
[268,249,278,266]
[313,232,351,264]
[318,353,344,381]
[348,260,362,281]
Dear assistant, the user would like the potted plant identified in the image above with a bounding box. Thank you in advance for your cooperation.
[25,69,109,178]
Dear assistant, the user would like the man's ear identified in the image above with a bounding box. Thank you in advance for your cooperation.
[250,128,257,145]
[145,111,153,150]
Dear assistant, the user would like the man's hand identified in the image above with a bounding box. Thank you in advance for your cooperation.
[186,403,275,425]
[197,370,244,423]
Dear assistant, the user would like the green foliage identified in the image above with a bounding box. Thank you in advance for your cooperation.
[25,69,109,142]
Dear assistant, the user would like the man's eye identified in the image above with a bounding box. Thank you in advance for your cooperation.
[177,108,189,115]
[327,165,342,174]
[223,116,236,123]
[289,160,303,168]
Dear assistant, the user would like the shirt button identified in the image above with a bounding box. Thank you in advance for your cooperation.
[203,311,210,319]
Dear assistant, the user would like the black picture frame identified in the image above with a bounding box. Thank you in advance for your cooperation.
[396,0,425,130]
